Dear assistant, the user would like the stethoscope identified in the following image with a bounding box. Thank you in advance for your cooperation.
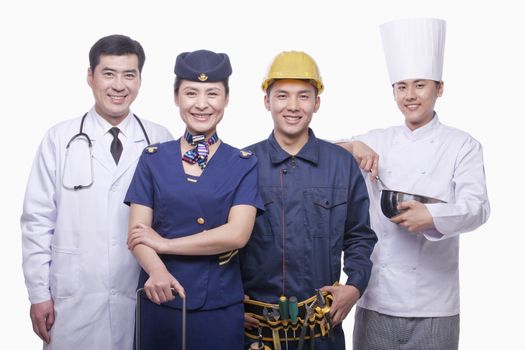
[62,112,150,191]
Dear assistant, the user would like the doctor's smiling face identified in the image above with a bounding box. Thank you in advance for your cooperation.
[87,54,141,125]
[393,79,443,131]
[175,80,229,137]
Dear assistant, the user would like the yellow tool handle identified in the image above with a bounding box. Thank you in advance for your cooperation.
[272,328,282,350]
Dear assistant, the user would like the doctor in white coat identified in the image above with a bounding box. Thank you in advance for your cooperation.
[21,34,172,350]
[339,18,490,350]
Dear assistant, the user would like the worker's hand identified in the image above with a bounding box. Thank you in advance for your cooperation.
[30,299,55,344]
[337,141,379,179]
[390,201,435,233]
[243,295,260,330]
[321,284,360,326]
[128,223,169,253]
[144,268,185,304]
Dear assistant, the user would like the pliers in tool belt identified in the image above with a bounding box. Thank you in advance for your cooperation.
[297,301,316,350]
[315,289,334,340]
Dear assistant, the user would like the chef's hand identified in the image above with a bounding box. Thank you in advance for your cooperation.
[337,141,379,179]
[30,299,54,344]
[320,284,360,326]
[128,223,168,253]
[144,268,185,304]
[243,295,260,330]
[390,200,435,233]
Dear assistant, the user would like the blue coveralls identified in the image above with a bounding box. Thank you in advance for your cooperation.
[125,139,263,350]
[240,130,377,350]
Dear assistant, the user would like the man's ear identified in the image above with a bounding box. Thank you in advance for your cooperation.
[87,68,94,88]
[437,80,444,97]
[264,94,271,111]
[313,95,321,113]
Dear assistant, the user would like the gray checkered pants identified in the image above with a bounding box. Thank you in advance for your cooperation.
[353,307,459,350]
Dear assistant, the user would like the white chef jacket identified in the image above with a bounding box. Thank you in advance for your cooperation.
[352,115,489,317]
[21,108,173,350]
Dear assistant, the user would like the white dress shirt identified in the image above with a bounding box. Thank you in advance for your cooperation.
[94,110,132,161]
[354,115,490,317]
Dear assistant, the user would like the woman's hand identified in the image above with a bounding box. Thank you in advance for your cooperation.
[128,223,168,253]
[243,295,260,330]
[144,267,186,304]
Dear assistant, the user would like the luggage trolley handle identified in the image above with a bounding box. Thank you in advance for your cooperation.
[135,288,186,350]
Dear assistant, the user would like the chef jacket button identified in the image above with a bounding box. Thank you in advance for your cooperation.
[111,240,117,246]
[110,289,117,295]
[197,217,205,225]
[111,185,118,192]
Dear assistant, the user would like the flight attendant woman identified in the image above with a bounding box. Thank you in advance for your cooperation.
[125,49,263,350]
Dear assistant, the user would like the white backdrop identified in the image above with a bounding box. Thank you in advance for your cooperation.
[1,0,523,348]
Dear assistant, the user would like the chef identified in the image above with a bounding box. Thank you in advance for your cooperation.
[338,18,490,350]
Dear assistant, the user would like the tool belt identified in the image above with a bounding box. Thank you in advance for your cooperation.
[244,292,334,343]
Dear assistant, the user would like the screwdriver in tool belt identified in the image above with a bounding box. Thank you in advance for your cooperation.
[279,296,289,350]
[288,296,298,339]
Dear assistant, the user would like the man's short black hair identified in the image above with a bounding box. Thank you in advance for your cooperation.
[89,34,145,73]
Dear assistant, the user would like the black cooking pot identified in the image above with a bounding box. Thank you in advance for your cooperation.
[380,189,446,218]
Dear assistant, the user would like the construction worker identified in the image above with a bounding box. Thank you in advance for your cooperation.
[240,51,377,350]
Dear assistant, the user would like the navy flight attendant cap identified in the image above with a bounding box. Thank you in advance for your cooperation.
[174,49,232,82]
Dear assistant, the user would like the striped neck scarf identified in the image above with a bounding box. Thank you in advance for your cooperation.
[182,130,219,170]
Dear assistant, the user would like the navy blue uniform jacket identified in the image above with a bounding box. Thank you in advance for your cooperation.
[240,130,377,302]
[126,139,263,310]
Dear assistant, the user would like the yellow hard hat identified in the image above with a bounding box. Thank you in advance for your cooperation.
[261,51,324,94]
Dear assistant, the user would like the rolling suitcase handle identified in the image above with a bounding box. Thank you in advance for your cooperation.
[135,288,187,350]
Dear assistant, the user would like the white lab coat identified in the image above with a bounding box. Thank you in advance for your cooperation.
[21,108,173,350]
[353,115,490,317]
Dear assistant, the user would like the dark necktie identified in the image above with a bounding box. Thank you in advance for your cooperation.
[182,130,219,170]
[109,127,123,165]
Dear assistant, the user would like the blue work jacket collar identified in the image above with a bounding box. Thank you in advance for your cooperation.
[268,128,320,165]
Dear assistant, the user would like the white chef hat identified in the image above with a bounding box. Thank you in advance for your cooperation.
[380,17,446,84]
